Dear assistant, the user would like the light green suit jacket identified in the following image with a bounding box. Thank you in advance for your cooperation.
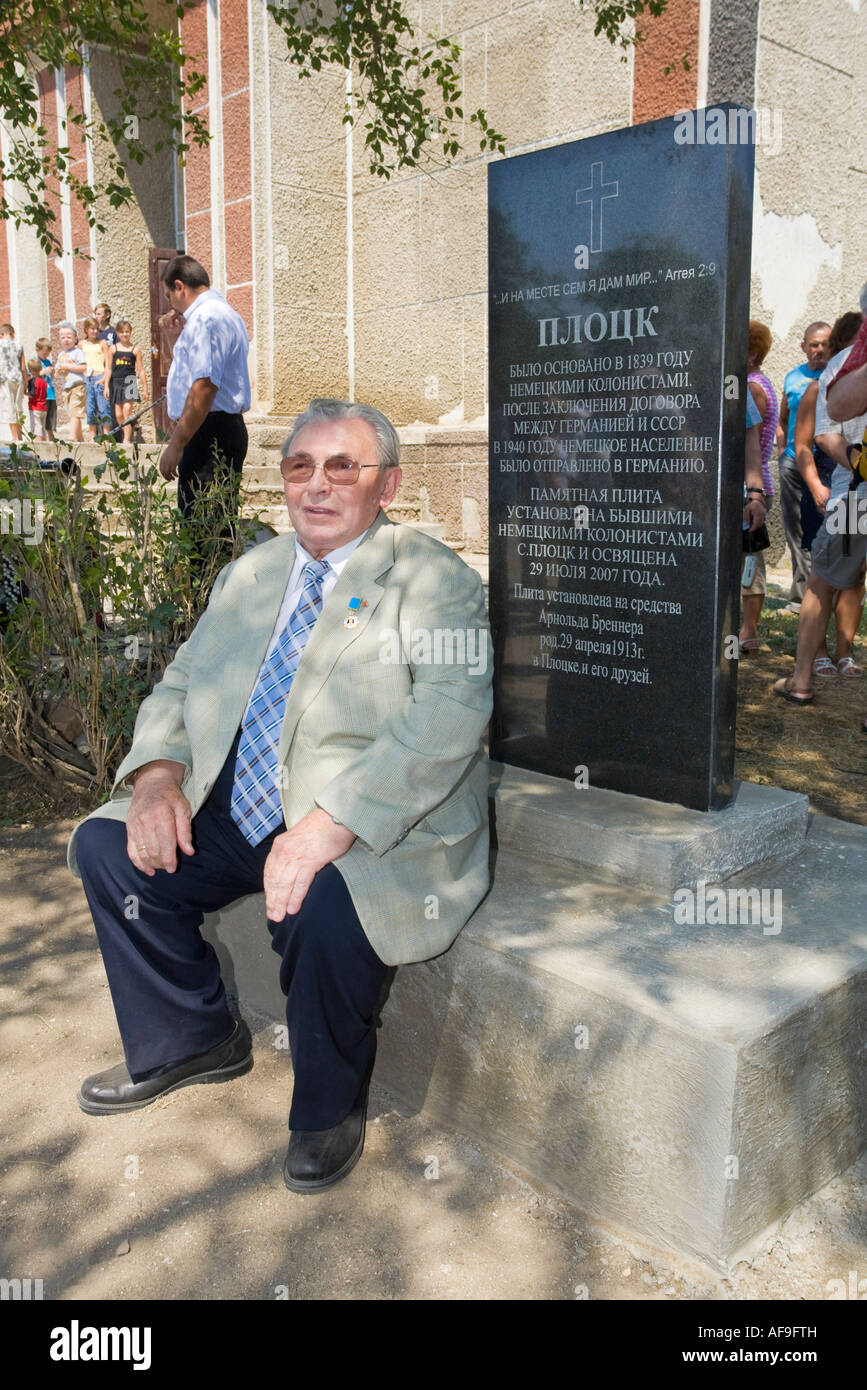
[67,511,493,965]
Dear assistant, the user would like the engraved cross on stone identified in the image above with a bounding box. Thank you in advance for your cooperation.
[575,162,619,254]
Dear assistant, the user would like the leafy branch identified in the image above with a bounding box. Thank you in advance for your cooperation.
[0,0,208,255]
[0,0,674,252]
[266,0,505,177]
[577,0,671,48]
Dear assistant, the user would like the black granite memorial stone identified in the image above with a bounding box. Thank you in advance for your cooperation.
[488,110,754,811]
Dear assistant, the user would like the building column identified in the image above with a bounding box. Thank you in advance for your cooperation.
[705,0,761,109]
[54,67,77,324]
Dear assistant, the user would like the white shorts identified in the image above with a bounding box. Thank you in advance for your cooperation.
[0,379,22,425]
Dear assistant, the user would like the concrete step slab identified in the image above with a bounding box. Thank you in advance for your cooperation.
[204,792,866,1271]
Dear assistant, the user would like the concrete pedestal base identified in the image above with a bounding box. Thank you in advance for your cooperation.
[491,763,809,892]
[203,785,866,1271]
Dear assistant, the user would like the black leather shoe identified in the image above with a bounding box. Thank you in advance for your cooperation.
[283,1084,368,1193]
[76,1020,253,1115]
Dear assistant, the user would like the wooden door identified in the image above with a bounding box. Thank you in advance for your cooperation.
[148,246,182,437]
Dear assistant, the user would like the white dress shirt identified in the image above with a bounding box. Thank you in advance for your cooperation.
[166,288,251,420]
[241,528,370,720]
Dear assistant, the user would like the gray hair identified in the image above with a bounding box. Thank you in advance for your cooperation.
[283,398,401,471]
[59,321,78,334]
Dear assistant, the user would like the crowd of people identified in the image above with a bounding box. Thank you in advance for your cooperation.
[4,267,867,738]
[740,293,867,732]
[0,303,149,447]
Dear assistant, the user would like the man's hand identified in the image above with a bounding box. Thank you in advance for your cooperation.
[157,308,185,369]
[126,760,193,875]
[743,497,767,532]
[263,809,356,920]
[159,377,218,479]
[810,482,831,515]
[159,435,183,481]
[158,308,185,335]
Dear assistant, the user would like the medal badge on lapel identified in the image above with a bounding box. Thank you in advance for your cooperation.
[343,596,368,629]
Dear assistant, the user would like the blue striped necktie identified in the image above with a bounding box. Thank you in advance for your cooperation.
[230,558,330,845]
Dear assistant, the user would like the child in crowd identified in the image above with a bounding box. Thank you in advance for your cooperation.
[55,322,87,443]
[36,337,56,441]
[107,319,149,443]
[0,323,27,443]
[81,317,112,440]
[93,303,117,348]
[26,357,48,438]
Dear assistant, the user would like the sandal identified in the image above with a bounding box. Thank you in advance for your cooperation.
[812,656,837,678]
[837,656,862,677]
[773,676,814,705]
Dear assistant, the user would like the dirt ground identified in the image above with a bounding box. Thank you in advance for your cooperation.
[1,559,865,1301]
[736,565,867,825]
[1,820,865,1302]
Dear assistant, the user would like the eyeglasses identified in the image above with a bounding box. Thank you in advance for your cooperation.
[280,454,382,485]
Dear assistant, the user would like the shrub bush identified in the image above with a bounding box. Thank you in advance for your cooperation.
[0,443,266,802]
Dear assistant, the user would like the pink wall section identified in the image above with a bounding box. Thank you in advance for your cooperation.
[6,2,259,357]
[181,0,253,336]
[632,0,700,124]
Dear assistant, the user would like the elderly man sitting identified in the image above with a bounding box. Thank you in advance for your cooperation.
[69,399,493,1192]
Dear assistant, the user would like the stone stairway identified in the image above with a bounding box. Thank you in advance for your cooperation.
[37,423,444,542]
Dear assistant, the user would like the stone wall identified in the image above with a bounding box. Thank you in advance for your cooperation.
[4,0,867,538]
[88,48,177,353]
[255,0,867,549]
[348,0,633,435]
[749,1,866,393]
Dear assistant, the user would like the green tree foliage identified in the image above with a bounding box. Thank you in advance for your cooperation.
[0,1,208,254]
[266,0,505,176]
[579,0,672,47]
[0,0,670,254]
